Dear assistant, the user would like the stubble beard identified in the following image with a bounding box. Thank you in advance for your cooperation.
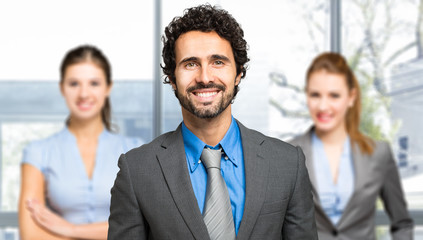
[175,82,235,119]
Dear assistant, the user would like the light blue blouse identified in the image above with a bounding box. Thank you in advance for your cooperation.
[22,127,142,224]
[312,133,354,225]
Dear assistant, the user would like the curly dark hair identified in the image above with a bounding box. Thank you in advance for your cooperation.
[161,4,249,96]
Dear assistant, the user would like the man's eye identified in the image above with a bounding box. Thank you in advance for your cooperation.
[215,60,224,65]
[91,81,100,86]
[69,81,78,87]
[186,62,197,68]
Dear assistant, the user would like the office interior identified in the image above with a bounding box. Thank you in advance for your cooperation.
[0,0,422,239]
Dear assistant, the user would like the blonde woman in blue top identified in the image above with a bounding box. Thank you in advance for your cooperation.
[290,52,413,239]
[18,45,142,240]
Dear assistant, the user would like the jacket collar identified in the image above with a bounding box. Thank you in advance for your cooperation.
[157,120,270,240]
[296,127,370,229]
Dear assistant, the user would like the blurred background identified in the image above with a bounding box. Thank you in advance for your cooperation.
[0,0,422,239]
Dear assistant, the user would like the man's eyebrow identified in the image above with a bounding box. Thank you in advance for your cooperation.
[179,57,198,65]
[209,54,230,61]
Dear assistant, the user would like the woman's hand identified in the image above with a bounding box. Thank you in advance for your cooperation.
[26,199,75,238]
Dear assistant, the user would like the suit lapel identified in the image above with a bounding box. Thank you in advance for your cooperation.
[350,143,369,198]
[296,129,372,229]
[298,129,318,198]
[236,122,269,240]
[156,125,210,240]
[295,128,334,227]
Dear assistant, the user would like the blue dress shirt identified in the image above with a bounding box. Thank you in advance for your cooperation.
[182,117,245,234]
[22,127,142,224]
[312,132,355,225]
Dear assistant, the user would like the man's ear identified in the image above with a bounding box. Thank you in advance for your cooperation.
[169,77,176,90]
[235,72,242,86]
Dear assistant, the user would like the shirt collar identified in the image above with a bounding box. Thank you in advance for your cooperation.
[312,131,351,157]
[64,125,109,142]
[182,116,240,173]
[342,135,351,157]
[219,117,240,167]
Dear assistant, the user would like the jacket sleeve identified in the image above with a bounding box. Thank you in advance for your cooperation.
[379,144,414,240]
[108,153,148,239]
[282,146,318,239]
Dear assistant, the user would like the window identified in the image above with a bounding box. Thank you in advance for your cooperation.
[1,1,421,239]
[342,0,423,238]
[0,1,154,239]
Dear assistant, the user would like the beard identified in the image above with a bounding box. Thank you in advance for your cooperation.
[175,82,236,119]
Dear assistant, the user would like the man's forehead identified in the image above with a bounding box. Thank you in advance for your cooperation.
[175,31,234,60]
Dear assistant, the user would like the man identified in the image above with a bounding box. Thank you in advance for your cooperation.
[108,4,317,240]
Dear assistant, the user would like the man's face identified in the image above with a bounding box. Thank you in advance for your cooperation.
[172,30,241,119]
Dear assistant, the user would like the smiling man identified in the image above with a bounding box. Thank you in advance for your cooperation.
[108,4,317,240]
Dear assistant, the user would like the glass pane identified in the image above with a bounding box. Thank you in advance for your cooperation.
[376,226,390,240]
[161,0,329,138]
[376,225,423,239]
[0,0,153,81]
[0,0,155,232]
[342,0,423,210]
[0,79,153,212]
[1,122,62,211]
[0,227,19,240]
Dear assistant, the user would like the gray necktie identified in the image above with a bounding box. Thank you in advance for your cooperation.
[201,147,236,240]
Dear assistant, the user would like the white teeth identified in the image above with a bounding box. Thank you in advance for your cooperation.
[197,92,217,98]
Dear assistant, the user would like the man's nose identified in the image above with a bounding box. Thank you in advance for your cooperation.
[197,66,214,84]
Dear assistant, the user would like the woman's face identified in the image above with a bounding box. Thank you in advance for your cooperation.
[60,62,111,123]
[306,70,356,134]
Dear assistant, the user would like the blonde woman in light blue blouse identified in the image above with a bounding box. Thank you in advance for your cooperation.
[18,45,142,240]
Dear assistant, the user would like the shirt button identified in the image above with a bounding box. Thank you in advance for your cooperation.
[224,156,228,160]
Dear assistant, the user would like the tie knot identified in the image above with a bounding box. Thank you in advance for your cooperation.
[201,148,222,170]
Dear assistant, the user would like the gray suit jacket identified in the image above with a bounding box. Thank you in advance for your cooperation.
[289,128,414,240]
[108,121,317,240]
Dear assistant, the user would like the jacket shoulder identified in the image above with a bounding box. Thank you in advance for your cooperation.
[369,140,393,162]
[287,134,307,147]
[240,123,300,157]
[123,130,176,162]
